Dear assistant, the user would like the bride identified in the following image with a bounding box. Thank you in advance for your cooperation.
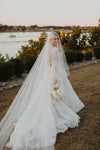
[0,32,84,150]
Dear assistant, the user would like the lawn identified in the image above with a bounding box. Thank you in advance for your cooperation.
[0,62,100,150]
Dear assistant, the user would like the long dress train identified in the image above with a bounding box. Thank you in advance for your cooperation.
[4,46,84,150]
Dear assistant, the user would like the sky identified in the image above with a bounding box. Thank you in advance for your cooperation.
[0,0,100,26]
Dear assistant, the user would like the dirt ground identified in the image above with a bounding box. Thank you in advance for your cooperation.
[0,62,100,150]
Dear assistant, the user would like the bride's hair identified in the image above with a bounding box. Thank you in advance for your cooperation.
[49,32,59,39]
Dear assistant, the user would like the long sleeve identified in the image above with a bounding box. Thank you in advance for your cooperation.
[48,47,57,67]
[48,47,58,85]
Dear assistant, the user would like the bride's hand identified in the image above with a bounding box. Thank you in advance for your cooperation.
[50,63,52,67]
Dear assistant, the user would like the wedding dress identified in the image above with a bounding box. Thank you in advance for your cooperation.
[0,32,84,150]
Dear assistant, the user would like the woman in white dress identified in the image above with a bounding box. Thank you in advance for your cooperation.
[0,32,84,150]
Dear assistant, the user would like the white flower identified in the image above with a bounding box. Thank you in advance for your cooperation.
[51,86,64,102]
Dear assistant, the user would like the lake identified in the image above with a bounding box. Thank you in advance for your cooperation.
[0,32,50,58]
[0,32,89,59]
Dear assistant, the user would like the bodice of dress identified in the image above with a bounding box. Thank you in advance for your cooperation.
[50,47,60,69]
[49,47,61,88]
[49,46,68,88]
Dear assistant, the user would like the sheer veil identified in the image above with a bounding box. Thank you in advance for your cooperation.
[0,32,70,150]
[57,39,70,77]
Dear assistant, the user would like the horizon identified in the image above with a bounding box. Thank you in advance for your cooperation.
[0,24,98,27]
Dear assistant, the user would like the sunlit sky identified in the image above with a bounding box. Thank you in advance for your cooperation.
[0,0,100,26]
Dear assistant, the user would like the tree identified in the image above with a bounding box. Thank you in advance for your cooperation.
[98,19,100,27]
[22,26,26,32]
[17,32,47,61]
[60,29,68,45]
[88,27,100,46]
[78,34,88,50]
[67,26,82,50]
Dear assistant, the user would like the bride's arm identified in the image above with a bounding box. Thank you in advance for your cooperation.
[48,48,57,85]
[48,47,57,67]
[48,49,52,67]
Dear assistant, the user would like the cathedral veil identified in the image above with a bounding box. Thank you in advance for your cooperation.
[57,39,70,77]
[0,32,70,150]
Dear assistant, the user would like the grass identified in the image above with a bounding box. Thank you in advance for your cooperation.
[0,62,100,150]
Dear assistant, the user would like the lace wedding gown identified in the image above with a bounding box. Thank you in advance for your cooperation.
[5,46,84,150]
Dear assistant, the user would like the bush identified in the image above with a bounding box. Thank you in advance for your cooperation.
[85,51,93,60]
[24,56,37,72]
[75,51,84,62]
[0,61,14,81]
[10,58,24,77]
[0,53,6,63]
[65,50,76,63]
[93,43,100,59]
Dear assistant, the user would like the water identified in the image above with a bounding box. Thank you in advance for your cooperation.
[0,32,50,59]
[0,32,89,59]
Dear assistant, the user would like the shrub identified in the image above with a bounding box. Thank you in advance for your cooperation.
[24,56,37,72]
[65,50,76,63]
[0,61,14,81]
[87,48,94,56]
[81,49,87,55]
[0,53,6,63]
[93,43,100,59]
[85,51,93,60]
[10,58,24,77]
[75,51,84,62]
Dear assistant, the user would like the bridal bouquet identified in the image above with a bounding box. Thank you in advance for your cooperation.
[51,83,64,102]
